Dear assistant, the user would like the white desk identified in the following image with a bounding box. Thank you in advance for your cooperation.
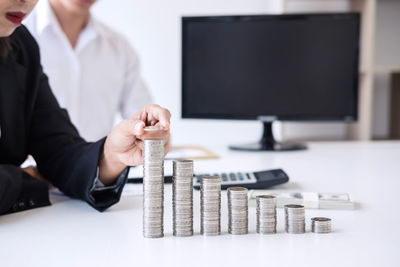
[1,141,399,267]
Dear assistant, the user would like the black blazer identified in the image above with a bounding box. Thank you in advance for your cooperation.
[0,26,127,215]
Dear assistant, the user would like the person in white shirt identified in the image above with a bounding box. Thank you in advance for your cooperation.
[24,0,152,141]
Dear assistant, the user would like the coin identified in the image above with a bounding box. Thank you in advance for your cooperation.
[284,204,305,234]
[227,187,248,235]
[144,126,164,131]
[200,176,221,236]
[311,217,332,233]
[172,160,194,237]
[143,139,165,238]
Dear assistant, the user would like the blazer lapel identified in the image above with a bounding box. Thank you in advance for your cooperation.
[0,54,28,164]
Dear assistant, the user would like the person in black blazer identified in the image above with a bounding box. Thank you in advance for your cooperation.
[0,0,171,215]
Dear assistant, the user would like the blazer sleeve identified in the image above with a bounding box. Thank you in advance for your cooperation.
[0,165,50,215]
[22,28,127,212]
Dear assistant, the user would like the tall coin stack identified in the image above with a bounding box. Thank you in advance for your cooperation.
[172,160,194,237]
[284,204,305,234]
[311,217,332,233]
[227,187,248,235]
[200,176,221,236]
[143,139,165,238]
[256,195,277,234]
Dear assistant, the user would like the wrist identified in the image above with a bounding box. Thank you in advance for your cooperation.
[98,140,126,185]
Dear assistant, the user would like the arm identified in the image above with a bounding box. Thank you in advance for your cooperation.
[28,70,101,198]
[29,72,170,210]
[0,165,50,215]
[20,25,170,212]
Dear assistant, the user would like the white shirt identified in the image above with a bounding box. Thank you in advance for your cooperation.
[24,0,152,141]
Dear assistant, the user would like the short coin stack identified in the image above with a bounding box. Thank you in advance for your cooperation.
[200,176,221,236]
[227,187,248,235]
[142,139,165,238]
[311,217,332,233]
[256,195,277,234]
[172,160,194,237]
[284,204,305,234]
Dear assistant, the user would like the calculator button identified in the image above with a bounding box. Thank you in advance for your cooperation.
[221,173,228,181]
[229,173,237,181]
[237,173,244,181]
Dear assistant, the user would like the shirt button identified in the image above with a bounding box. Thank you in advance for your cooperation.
[28,199,36,207]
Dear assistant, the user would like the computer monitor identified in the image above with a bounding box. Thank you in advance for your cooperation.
[181,13,360,151]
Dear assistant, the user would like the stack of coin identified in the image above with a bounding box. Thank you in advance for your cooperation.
[311,217,332,233]
[172,160,194,237]
[256,195,277,234]
[142,139,165,238]
[284,204,305,234]
[227,187,248,235]
[200,176,221,236]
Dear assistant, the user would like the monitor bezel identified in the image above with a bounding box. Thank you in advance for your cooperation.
[181,13,360,122]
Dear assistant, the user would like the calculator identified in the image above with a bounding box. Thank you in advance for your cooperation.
[127,165,289,190]
[193,169,289,190]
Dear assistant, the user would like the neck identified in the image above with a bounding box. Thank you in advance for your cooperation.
[49,0,90,49]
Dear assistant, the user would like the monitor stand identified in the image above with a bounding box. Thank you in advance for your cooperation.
[229,122,307,151]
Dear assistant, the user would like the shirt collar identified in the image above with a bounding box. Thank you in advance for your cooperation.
[75,17,98,52]
[36,0,60,35]
[35,0,107,51]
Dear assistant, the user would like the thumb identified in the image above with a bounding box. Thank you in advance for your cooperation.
[120,118,145,137]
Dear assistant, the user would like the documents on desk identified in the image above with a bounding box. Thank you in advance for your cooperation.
[165,145,218,160]
[248,190,354,210]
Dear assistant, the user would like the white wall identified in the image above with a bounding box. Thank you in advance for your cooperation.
[92,0,283,147]
[92,0,390,145]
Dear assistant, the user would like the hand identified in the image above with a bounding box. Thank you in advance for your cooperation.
[21,166,45,181]
[98,104,171,185]
[21,166,54,189]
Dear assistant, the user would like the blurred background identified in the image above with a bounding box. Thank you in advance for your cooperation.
[91,0,400,147]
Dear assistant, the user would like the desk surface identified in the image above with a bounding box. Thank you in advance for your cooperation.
[1,141,399,267]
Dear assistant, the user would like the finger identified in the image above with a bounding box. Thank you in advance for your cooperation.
[144,105,171,131]
[121,118,145,137]
[163,136,171,156]
[139,129,169,142]
[136,139,143,151]
[132,108,147,123]
[131,105,171,131]
[133,120,146,136]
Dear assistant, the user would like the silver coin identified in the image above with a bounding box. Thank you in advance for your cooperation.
[200,176,221,236]
[143,139,165,238]
[144,126,164,132]
[256,195,277,235]
[311,217,332,233]
[172,160,194,237]
[227,187,248,235]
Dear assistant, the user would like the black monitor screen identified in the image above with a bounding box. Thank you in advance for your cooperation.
[182,13,360,121]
